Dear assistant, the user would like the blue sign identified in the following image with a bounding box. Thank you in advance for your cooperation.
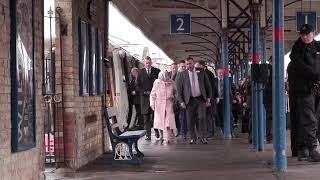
[170,14,191,34]
[296,11,317,32]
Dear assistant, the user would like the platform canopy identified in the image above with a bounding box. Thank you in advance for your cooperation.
[112,0,320,66]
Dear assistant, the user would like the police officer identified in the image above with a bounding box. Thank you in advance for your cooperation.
[289,24,320,161]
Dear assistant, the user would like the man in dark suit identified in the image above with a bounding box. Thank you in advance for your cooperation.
[176,60,188,139]
[176,57,212,144]
[263,63,273,143]
[216,68,234,135]
[195,60,217,138]
[168,62,178,80]
[168,63,181,136]
[136,56,161,140]
[126,67,143,130]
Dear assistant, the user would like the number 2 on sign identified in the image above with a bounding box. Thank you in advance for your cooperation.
[177,17,185,31]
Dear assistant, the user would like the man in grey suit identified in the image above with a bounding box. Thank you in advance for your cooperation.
[176,57,212,144]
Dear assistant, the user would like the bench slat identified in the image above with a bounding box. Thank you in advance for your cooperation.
[119,130,146,138]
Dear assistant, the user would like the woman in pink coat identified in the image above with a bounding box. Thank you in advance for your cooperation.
[150,70,176,143]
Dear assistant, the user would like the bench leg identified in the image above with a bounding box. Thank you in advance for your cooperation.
[113,142,133,160]
[128,141,143,164]
[134,139,144,157]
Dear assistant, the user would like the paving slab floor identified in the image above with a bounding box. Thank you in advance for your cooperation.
[44,131,320,180]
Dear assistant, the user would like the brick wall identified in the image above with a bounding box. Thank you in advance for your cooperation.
[55,0,107,169]
[0,0,44,179]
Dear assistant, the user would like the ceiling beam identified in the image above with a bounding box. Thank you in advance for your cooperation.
[181,41,218,54]
[174,0,221,24]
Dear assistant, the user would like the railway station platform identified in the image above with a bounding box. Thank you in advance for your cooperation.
[45,131,320,180]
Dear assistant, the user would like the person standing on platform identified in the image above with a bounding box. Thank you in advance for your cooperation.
[176,57,212,144]
[216,68,234,136]
[263,62,273,143]
[169,62,178,80]
[136,56,161,140]
[289,24,320,161]
[194,60,217,138]
[176,60,188,139]
[287,63,299,157]
[126,67,143,130]
[168,63,181,137]
[216,69,224,132]
[150,71,177,143]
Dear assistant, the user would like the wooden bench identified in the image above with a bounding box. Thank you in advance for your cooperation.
[104,107,146,164]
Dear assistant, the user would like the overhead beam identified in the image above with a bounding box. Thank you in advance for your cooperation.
[185,49,214,52]
[189,54,216,62]
[191,20,221,39]
[181,42,218,54]
[183,34,219,49]
[189,55,215,62]
[174,0,221,24]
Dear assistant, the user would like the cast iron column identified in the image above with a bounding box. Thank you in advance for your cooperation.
[272,0,287,172]
[251,2,264,151]
[250,21,258,149]
[261,29,267,137]
[222,31,232,139]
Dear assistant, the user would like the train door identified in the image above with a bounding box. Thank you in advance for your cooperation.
[112,49,129,129]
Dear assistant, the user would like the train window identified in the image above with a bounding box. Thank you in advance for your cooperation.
[89,25,98,95]
[97,31,105,95]
[79,20,90,96]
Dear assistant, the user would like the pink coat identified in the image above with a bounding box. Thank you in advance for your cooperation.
[150,79,177,131]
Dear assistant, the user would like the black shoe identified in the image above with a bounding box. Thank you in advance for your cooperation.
[200,138,208,144]
[266,136,273,144]
[189,139,196,144]
[298,148,309,161]
[309,149,320,162]
[145,136,151,141]
[183,135,187,141]
[155,130,160,138]
[292,151,298,157]
[175,131,181,137]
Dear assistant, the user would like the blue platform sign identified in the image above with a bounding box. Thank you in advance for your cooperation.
[296,11,317,32]
[170,14,191,34]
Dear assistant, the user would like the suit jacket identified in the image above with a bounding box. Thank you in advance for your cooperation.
[136,67,161,114]
[168,71,178,81]
[216,77,235,105]
[127,76,140,104]
[205,68,218,100]
[176,69,212,105]
[263,64,272,105]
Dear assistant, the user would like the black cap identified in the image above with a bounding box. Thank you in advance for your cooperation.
[299,24,314,35]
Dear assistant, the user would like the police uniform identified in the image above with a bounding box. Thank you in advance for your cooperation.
[289,24,320,161]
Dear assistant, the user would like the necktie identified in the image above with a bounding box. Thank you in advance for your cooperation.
[191,71,196,97]
[147,69,150,75]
